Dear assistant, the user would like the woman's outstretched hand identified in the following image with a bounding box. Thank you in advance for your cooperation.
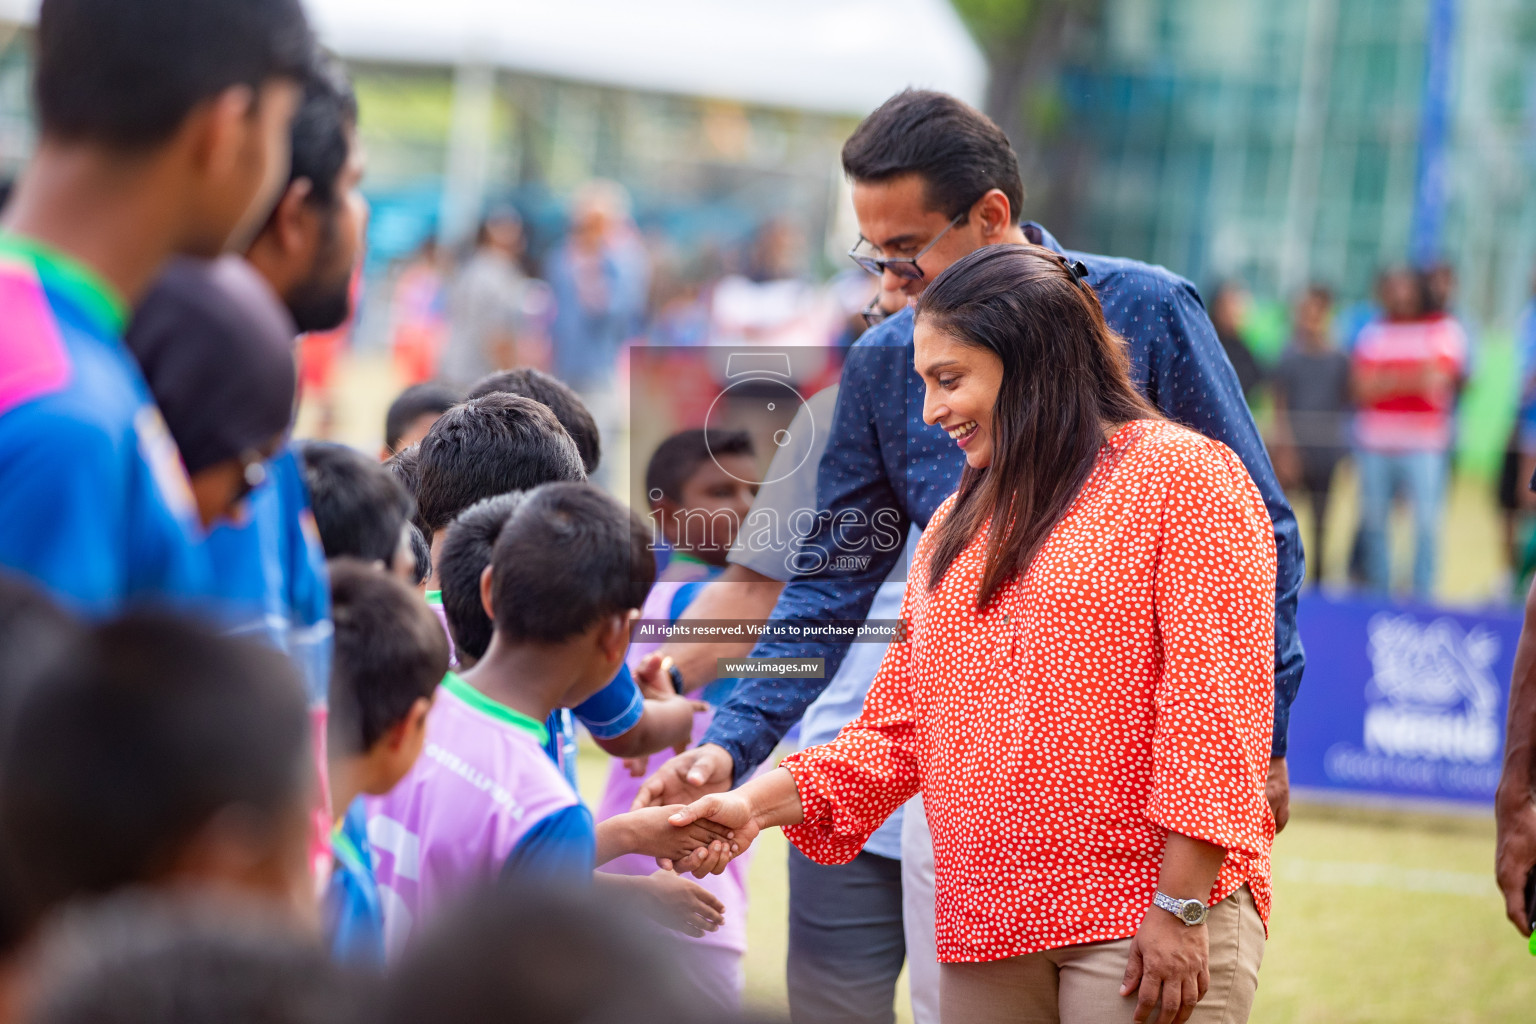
[1119,909,1210,1024]
[667,793,760,877]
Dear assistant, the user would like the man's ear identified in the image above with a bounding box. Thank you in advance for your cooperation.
[974,188,1014,243]
[260,177,316,258]
[479,564,496,621]
[185,85,257,180]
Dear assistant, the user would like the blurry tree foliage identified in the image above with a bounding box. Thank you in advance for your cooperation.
[949,0,1101,221]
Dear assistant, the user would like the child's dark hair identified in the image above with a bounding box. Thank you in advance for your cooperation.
[437,494,524,662]
[415,393,585,533]
[644,428,754,504]
[298,441,415,566]
[385,382,462,454]
[384,444,429,537]
[383,883,697,1024]
[0,614,311,929]
[405,522,432,586]
[0,574,80,955]
[327,559,448,757]
[489,483,654,644]
[466,369,601,474]
[34,0,312,150]
[26,893,361,1024]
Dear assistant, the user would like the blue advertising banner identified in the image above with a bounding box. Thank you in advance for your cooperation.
[1287,592,1518,807]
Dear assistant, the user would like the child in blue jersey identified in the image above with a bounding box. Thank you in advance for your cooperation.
[323,559,449,968]
[0,0,312,617]
[369,484,730,956]
[414,394,697,775]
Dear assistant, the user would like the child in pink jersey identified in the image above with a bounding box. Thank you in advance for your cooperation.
[368,483,735,960]
[597,429,759,1011]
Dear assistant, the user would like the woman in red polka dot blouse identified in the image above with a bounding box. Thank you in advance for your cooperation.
[672,244,1276,1023]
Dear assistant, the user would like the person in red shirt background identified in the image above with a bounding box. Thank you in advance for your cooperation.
[1350,266,1468,598]
[669,245,1276,1024]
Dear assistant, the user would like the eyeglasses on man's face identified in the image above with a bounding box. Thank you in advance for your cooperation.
[847,211,966,283]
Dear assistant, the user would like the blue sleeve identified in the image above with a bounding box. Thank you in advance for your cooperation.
[1137,275,1304,758]
[703,343,910,781]
[573,663,645,739]
[501,804,596,884]
[668,581,707,624]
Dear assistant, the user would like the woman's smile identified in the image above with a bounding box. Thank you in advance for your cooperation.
[945,420,979,446]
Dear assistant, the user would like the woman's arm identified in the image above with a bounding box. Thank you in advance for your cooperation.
[1120,834,1227,1024]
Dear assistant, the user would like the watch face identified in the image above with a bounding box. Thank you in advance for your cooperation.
[1179,901,1205,924]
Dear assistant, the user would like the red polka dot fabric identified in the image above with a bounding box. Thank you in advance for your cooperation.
[781,419,1276,964]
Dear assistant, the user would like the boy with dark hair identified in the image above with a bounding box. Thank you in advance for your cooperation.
[0,0,311,615]
[298,442,418,581]
[436,495,701,764]
[126,257,299,530]
[0,614,314,934]
[369,483,730,955]
[325,559,449,967]
[467,368,602,475]
[414,393,585,537]
[645,429,759,571]
[24,894,359,1024]
[384,381,461,458]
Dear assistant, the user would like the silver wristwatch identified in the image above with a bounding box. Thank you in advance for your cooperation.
[1152,891,1209,926]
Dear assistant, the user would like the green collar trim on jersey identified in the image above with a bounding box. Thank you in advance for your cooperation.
[441,671,548,744]
[0,234,129,335]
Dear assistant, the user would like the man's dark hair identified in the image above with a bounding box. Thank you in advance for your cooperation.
[327,559,448,757]
[297,441,415,565]
[286,50,357,209]
[0,614,311,929]
[383,884,698,1024]
[438,494,524,663]
[385,382,462,454]
[415,394,585,533]
[33,0,312,149]
[466,369,601,474]
[841,89,1024,225]
[26,893,361,1024]
[644,429,754,505]
[489,483,654,644]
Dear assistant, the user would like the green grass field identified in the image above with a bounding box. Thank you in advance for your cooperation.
[576,744,1536,1023]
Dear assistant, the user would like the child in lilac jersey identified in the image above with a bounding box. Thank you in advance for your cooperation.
[368,483,734,959]
[598,429,759,1011]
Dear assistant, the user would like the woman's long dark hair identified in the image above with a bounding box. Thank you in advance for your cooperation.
[916,244,1162,609]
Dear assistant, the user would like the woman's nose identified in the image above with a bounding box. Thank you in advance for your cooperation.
[922,390,946,426]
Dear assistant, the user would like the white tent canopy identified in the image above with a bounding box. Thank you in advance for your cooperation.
[0,0,986,115]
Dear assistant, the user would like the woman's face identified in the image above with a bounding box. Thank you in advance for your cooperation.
[915,318,1004,469]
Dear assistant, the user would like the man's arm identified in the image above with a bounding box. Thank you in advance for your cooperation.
[658,563,785,692]
[1145,277,1305,769]
[700,344,913,784]
[1496,574,1536,935]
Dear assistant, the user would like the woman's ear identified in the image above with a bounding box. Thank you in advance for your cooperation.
[479,564,495,620]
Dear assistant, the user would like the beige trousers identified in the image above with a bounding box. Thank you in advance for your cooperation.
[939,886,1264,1024]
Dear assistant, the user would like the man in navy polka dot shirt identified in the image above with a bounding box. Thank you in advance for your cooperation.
[643,89,1302,831]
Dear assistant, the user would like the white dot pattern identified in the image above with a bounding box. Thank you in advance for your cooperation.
[781,420,1277,964]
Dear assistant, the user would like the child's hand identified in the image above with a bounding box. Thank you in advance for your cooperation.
[620,804,737,864]
[639,870,725,938]
[622,754,651,778]
[668,792,760,877]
